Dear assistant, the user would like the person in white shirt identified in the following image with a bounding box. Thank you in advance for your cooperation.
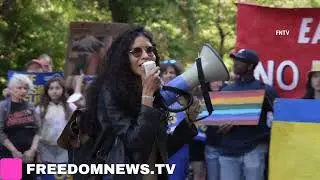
[35,77,71,163]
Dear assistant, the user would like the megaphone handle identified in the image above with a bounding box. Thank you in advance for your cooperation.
[160,86,194,113]
[196,57,214,116]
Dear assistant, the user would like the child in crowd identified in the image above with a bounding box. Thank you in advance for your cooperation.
[35,77,71,163]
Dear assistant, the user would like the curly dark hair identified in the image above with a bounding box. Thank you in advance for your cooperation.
[85,26,161,133]
[39,77,68,121]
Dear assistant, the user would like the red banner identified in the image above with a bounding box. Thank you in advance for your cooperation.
[236,3,320,98]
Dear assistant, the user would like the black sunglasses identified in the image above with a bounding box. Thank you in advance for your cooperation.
[129,46,155,58]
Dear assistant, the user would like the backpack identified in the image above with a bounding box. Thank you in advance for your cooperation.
[57,93,119,180]
[57,93,116,165]
[57,108,90,149]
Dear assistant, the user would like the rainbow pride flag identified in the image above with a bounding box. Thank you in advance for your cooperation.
[269,99,320,180]
[198,90,265,125]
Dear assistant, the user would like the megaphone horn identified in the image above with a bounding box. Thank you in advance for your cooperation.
[160,44,229,110]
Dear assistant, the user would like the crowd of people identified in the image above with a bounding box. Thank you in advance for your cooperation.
[0,26,319,180]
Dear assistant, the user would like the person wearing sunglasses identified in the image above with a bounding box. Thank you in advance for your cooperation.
[160,59,182,84]
[72,26,198,180]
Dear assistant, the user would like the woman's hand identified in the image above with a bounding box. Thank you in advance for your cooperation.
[217,123,233,134]
[141,67,161,107]
[23,149,36,163]
[11,150,23,158]
[141,67,161,96]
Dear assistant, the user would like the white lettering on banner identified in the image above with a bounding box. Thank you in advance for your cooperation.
[277,60,299,90]
[254,60,299,91]
[298,18,313,43]
[254,61,275,85]
[298,18,320,44]
[312,24,320,44]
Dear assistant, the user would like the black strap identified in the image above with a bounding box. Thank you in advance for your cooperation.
[195,57,214,121]
[160,86,193,113]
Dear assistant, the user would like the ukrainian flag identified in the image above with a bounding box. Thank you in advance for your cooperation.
[269,98,320,180]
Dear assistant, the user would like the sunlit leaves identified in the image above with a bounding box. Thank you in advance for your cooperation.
[1,0,319,94]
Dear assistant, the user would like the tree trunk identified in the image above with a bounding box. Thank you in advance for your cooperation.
[0,0,15,21]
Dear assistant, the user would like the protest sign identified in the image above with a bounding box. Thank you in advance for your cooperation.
[269,98,320,180]
[236,3,320,98]
[198,90,266,126]
[8,71,64,105]
[64,22,131,77]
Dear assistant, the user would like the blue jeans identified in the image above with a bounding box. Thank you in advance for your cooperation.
[168,145,189,180]
[205,144,268,180]
[205,145,220,180]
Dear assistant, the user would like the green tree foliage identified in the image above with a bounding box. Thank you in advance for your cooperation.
[0,0,319,93]
[0,0,110,91]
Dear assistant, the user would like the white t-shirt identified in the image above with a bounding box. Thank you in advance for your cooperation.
[35,102,68,145]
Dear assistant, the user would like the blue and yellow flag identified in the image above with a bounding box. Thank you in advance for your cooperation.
[269,98,320,180]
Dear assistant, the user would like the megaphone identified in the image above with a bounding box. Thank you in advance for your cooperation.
[160,44,229,110]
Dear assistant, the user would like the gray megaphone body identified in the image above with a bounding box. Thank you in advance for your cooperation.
[160,44,230,107]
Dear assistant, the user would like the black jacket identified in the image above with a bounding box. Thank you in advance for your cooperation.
[72,87,197,180]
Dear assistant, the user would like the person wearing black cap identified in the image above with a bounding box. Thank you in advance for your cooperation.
[204,49,278,180]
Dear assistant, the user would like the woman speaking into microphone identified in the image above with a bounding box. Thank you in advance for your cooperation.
[81,26,200,180]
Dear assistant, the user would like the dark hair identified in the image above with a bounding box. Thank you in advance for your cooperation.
[39,77,68,120]
[159,61,183,77]
[303,73,315,99]
[85,26,161,133]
